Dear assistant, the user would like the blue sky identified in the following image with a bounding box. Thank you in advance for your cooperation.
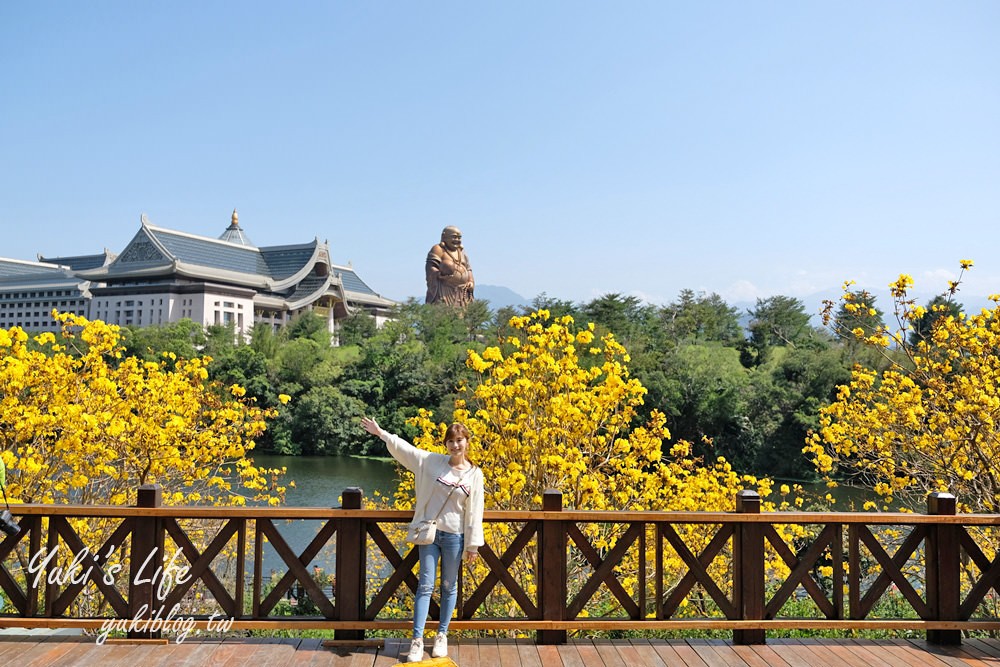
[2,2,998,312]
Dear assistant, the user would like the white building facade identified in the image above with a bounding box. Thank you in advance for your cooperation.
[0,252,113,332]
[0,212,395,338]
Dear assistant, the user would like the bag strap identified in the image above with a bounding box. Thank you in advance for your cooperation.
[427,485,459,523]
[426,465,476,523]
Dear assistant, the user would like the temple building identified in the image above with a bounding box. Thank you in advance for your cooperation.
[0,211,395,339]
[0,253,110,332]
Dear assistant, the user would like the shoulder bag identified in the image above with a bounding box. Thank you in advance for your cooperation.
[406,466,474,545]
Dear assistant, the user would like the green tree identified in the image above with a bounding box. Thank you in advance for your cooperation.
[491,305,521,341]
[285,310,332,346]
[120,319,206,363]
[250,321,281,359]
[291,385,370,455]
[396,299,468,360]
[740,296,820,368]
[748,346,850,480]
[527,293,579,320]
[656,343,752,466]
[337,310,377,347]
[461,298,493,342]
[340,309,471,444]
[658,290,743,346]
[208,345,274,404]
[581,293,654,347]
[274,337,327,394]
[907,294,963,345]
[832,290,884,341]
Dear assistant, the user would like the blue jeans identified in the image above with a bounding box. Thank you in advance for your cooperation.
[413,529,463,637]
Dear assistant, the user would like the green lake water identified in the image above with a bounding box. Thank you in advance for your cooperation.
[248,453,399,576]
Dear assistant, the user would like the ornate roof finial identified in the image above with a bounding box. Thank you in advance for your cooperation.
[141,213,150,225]
[220,208,255,246]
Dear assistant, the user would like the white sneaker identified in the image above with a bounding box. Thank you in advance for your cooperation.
[431,632,448,658]
[406,637,424,662]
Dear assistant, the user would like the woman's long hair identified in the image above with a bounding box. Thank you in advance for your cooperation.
[444,423,474,466]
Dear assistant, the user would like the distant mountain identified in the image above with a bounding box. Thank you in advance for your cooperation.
[476,284,531,311]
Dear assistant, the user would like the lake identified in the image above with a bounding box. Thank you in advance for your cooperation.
[253,453,400,508]
[249,453,400,576]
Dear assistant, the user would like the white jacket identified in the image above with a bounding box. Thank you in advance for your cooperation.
[379,431,485,551]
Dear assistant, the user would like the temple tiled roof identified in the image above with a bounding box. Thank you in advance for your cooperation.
[261,243,319,281]
[284,273,331,305]
[148,227,272,275]
[0,259,66,279]
[337,267,380,296]
[0,259,87,294]
[37,251,114,271]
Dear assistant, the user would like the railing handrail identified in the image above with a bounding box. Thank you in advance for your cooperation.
[2,487,999,647]
[9,503,1000,525]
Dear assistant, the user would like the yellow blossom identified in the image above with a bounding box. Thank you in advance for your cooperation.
[808,261,1000,514]
[380,308,788,622]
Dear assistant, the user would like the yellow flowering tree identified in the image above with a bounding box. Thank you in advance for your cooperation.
[1,313,287,617]
[387,310,776,620]
[805,261,1000,513]
[0,312,286,507]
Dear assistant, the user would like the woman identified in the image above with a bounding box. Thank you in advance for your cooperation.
[361,417,485,662]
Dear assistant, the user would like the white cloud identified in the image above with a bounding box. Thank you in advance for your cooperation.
[722,280,763,303]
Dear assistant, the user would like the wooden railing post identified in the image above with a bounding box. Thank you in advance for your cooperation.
[129,484,163,639]
[733,489,765,645]
[927,492,961,645]
[537,489,567,644]
[335,487,365,641]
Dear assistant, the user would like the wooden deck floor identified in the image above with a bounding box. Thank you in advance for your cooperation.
[1,635,998,666]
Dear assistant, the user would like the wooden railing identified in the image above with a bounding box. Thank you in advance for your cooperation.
[1,486,999,645]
